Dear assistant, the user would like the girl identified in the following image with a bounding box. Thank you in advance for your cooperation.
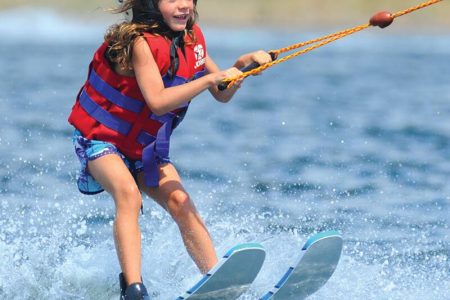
[68,0,272,298]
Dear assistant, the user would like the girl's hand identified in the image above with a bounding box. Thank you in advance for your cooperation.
[235,50,274,76]
[250,50,273,67]
[249,50,274,76]
[209,67,243,87]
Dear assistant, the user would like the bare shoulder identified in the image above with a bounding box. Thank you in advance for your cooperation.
[132,36,155,66]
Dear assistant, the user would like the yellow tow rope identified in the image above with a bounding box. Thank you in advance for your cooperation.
[221,0,443,89]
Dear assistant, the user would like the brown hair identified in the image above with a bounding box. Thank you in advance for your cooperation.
[105,0,198,71]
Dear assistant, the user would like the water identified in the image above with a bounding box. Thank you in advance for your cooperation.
[1,8,449,300]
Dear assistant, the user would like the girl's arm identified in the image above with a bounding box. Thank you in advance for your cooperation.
[133,37,240,115]
[207,50,273,102]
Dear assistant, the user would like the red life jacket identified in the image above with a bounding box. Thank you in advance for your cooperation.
[68,25,207,186]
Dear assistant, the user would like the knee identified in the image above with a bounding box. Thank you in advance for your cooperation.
[167,190,194,219]
[112,184,142,215]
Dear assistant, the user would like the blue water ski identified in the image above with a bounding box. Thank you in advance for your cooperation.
[176,243,266,300]
[260,231,343,300]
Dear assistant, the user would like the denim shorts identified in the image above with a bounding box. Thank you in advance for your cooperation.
[72,129,143,195]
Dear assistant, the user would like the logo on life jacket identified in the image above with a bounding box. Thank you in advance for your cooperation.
[194,44,206,68]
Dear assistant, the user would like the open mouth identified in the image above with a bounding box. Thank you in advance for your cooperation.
[174,14,189,21]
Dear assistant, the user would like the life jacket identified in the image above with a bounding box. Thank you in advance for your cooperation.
[68,25,207,187]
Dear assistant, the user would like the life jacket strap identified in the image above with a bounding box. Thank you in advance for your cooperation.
[143,118,174,187]
[137,131,156,146]
[79,89,132,136]
[88,69,144,113]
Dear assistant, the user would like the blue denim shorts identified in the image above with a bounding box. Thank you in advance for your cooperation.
[72,130,143,195]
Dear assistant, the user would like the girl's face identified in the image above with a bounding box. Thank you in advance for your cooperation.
[158,0,195,32]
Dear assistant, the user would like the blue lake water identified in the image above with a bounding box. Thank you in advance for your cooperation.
[0,8,449,300]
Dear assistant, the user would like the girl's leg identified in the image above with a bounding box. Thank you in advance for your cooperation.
[138,163,218,274]
[87,154,143,285]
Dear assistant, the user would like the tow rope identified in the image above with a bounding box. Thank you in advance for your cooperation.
[219,0,443,90]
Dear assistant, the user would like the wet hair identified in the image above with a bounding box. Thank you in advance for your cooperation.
[105,0,198,72]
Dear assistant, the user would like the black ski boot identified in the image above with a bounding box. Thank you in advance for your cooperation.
[119,273,127,299]
[119,273,150,300]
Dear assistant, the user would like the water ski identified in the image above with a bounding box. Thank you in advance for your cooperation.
[260,231,343,299]
[176,243,266,300]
